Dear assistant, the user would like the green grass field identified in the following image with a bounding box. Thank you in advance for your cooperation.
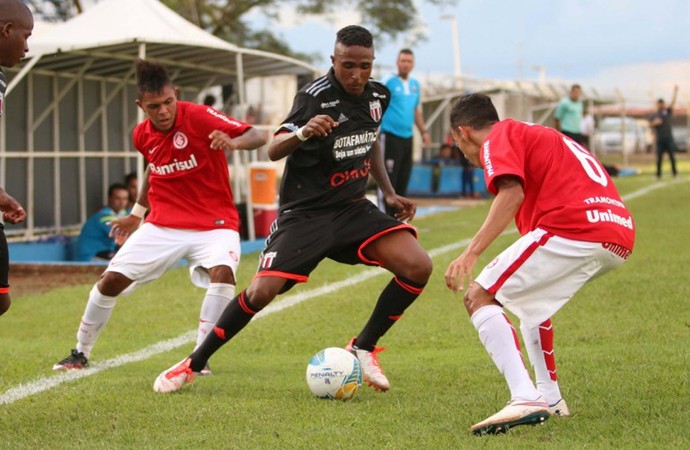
[1,172,689,449]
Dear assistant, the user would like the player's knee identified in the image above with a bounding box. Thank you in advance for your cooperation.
[463,285,493,316]
[97,271,133,297]
[400,252,433,285]
[245,279,283,310]
[0,294,10,316]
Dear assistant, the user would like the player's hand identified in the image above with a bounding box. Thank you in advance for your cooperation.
[107,215,142,244]
[2,206,26,224]
[385,194,417,222]
[302,115,339,138]
[209,130,237,151]
[444,250,478,294]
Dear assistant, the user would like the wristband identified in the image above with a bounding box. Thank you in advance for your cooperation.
[131,202,147,219]
[295,127,309,142]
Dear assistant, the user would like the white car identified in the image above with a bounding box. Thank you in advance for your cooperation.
[593,117,645,154]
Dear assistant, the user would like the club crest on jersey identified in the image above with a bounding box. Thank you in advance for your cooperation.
[173,131,188,149]
[369,99,382,122]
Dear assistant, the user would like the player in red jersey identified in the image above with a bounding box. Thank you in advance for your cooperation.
[0,0,32,316]
[444,94,635,435]
[53,60,266,370]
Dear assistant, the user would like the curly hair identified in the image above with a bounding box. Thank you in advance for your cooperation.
[135,59,172,95]
[336,25,373,48]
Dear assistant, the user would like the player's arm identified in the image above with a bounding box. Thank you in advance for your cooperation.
[669,84,679,110]
[209,127,266,152]
[267,115,338,161]
[414,106,431,148]
[444,175,524,293]
[371,139,416,221]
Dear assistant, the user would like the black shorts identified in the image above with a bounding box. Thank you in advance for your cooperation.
[256,199,416,293]
[0,225,9,292]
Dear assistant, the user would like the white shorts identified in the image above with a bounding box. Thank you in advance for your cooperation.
[475,228,629,328]
[106,223,241,292]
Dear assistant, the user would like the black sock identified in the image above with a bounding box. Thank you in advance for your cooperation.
[354,276,426,351]
[189,290,259,372]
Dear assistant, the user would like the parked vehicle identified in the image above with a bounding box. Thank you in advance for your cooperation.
[672,126,688,152]
[592,117,646,154]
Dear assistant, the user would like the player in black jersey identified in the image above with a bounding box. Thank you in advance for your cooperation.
[154,25,433,393]
[0,0,32,316]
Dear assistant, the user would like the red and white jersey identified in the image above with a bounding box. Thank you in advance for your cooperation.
[482,119,635,250]
[133,101,251,230]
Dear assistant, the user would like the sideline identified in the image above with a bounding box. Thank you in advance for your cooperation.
[0,180,676,405]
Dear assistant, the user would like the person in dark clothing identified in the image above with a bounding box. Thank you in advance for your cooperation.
[649,85,679,179]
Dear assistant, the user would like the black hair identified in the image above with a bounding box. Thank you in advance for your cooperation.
[108,182,128,197]
[336,25,373,48]
[450,93,500,130]
[124,172,137,185]
[135,59,172,95]
[399,48,414,56]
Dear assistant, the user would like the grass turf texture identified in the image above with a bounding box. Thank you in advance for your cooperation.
[1,174,689,449]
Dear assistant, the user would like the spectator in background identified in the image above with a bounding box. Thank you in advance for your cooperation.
[76,183,129,262]
[0,0,32,316]
[554,84,586,145]
[458,147,476,198]
[202,94,216,108]
[124,172,137,211]
[580,104,595,149]
[649,85,679,179]
[378,48,432,216]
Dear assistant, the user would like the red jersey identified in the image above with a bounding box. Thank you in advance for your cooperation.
[133,101,251,230]
[482,119,635,250]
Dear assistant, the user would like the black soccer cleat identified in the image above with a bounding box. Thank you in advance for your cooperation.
[53,349,89,370]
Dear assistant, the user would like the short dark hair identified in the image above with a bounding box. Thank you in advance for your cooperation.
[571,84,581,91]
[135,59,172,95]
[108,183,128,197]
[124,172,137,185]
[450,93,500,130]
[336,25,373,48]
[399,48,414,56]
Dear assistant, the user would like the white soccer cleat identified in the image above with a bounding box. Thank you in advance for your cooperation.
[470,398,551,435]
[345,338,390,392]
[549,398,571,417]
[153,358,196,393]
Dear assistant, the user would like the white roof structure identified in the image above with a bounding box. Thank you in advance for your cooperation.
[10,0,318,93]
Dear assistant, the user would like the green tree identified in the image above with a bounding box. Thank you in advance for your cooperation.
[28,0,457,61]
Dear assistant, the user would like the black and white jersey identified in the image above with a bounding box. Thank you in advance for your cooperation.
[274,68,390,212]
[0,69,6,119]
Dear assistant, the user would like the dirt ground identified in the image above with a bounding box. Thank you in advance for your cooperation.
[10,263,105,297]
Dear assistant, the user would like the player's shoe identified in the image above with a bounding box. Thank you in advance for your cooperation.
[198,362,213,377]
[345,338,390,392]
[549,398,570,417]
[153,358,196,393]
[53,349,89,370]
[470,398,551,436]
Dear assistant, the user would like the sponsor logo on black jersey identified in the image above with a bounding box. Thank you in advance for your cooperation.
[332,131,378,161]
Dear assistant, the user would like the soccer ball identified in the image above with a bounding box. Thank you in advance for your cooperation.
[306,347,362,400]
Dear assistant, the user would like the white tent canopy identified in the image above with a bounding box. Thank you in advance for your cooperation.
[1,0,318,241]
[9,0,318,94]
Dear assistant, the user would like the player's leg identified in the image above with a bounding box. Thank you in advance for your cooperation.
[396,138,414,198]
[186,229,242,358]
[520,319,569,416]
[656,141,664,178]
[465,284,550,435]
[0,227,11,316]
[153,276,286,393]
[54,224,185,370]
[347,229,431,391]
[668,141,678,176]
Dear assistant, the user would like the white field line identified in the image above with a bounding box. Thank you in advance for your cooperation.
[0,181,673,405]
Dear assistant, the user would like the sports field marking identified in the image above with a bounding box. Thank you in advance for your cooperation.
[0,181,674,405]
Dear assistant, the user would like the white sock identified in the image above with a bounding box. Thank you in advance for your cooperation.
[76,285,117,359]
[521,319,563,405]
[196,283,235,349]
[471,305,541,402]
